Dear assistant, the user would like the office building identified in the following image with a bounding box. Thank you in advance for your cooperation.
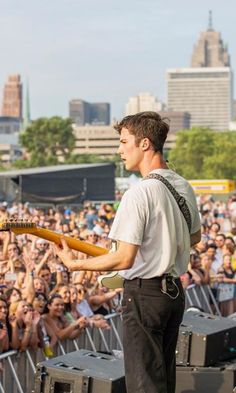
[0,117,21,134]
[159,111,190,134]
[90,103,110,125]
[167,67,233,131]
[125,92,163,115]
[1,75,22,119]
[73,124,119,156]
[69,100,90,125]
[69,100,110,125]
[0,134,22,165]
[73,122,178,156]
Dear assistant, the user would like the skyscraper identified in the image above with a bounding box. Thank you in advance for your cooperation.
[167,14,233,131]
[69,100,110,125]
[167,67,233,131]
[125,92,163,115]
[69,100,90,125]
[90,103,110,125]
[1,75,23,119]
[191,11,230,68]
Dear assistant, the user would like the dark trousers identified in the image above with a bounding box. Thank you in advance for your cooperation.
[122,277,185,393]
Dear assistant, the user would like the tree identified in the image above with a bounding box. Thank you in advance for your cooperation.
[168,127,215,179]
[203,132,236,179]
[16,117,75,167]
[168,127,236,180]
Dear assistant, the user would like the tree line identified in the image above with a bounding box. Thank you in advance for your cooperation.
[168,127,236,180]
[6,117,236,180]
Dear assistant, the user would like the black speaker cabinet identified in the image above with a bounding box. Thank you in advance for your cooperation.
[176,326,192,366]
[34,349,126,393]
[176,360,236,393]
[177,311,236,366]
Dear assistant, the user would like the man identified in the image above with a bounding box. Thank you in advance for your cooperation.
[55,111,201,393]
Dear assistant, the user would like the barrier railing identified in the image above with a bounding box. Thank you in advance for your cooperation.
[0,312,122,393]
[185,283,222,316]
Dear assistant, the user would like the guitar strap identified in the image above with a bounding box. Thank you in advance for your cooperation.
[143,173,192,233]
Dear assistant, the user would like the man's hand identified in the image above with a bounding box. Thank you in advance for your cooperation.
[53,238,78,271]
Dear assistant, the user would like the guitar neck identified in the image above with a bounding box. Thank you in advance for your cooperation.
[11,227,108,257]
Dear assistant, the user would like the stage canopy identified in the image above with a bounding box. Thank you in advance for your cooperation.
[0,163,115,204]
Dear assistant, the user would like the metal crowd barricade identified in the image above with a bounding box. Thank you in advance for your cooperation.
[59,312,123,354]
[0,312,123,393]
[185,283,222,316]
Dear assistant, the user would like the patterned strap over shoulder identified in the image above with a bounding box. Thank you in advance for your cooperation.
[143,173,192,233]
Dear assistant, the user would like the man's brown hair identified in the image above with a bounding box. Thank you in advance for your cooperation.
[114,111,169,154]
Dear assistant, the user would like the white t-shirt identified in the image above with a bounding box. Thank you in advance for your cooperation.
[211,249,223,273]
[76,299,94,317]
[109,169,201,279]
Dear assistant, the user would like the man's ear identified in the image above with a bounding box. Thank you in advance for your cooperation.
[141,138,150,151]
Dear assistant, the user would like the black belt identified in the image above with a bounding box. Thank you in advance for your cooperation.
[124,275,180,287]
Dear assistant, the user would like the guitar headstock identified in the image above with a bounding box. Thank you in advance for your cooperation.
[0,219,37,231]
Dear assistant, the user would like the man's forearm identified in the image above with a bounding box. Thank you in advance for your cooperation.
[55,239,139,273]
[71,249,134,272]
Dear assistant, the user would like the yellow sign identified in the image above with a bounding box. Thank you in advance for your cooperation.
[189,179,235,194]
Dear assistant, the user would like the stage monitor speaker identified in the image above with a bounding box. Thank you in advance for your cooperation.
[176,326,192,366]
[176,360,236,393]
[34,349,126,393]
[176,310,236,366]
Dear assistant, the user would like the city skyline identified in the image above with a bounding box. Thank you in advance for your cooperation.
[0,0,235,121]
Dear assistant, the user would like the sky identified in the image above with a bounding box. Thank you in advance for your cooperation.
[0,0,235,120]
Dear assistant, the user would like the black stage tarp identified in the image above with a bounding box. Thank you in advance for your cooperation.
[0,163,115,204]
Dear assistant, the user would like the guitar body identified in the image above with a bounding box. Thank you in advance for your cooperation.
[98,271,124,289]
[0,220,124,288]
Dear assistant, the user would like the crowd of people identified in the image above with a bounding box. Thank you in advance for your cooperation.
[0,200,123,357]
[0,193,236,357]
[181,194,236,316]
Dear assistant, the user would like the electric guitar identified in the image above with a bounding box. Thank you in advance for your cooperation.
[0,219,124,289]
